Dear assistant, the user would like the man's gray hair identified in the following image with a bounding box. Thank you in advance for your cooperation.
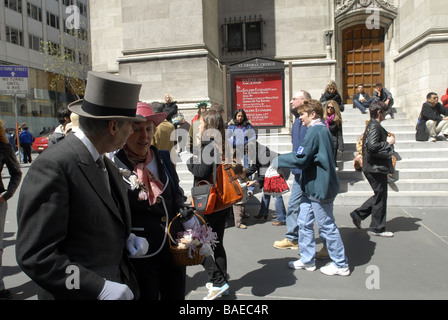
[301,90,312,100]
[79,115,126,136]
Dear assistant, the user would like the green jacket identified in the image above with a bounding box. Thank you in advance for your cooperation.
[275,122,339,203]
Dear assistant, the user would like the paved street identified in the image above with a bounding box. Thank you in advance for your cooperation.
[2,162,448,301]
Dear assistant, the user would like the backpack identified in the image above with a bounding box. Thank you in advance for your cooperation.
[415,112,429,141]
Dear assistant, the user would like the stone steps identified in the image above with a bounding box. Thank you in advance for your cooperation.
[336,104,448,206]
[175,104,448,207]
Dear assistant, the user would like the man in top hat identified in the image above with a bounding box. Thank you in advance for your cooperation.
[16,71,149,300]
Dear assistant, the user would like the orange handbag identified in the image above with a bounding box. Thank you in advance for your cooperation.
[191,160,243,214]
[213,162,243,212]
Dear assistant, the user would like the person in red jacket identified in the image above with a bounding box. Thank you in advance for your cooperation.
[441,88,448,108]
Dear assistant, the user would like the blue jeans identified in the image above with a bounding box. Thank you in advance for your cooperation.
[353,99,373,113]
[259,192,286,221]
[297,196,348,268]
[285,178,302,242]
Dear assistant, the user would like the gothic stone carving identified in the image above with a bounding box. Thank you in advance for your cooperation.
[335,0,398,18]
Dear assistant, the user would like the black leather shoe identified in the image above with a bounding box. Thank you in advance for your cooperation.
[350,211,362,229]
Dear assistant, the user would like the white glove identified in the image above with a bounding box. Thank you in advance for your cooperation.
[126,233,149,257]
[97,280,134,300]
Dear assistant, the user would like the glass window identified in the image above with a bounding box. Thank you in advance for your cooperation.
[227,23,243,52]
[246,22,262,51]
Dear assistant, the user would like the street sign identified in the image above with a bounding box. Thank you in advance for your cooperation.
[0,65,29,94]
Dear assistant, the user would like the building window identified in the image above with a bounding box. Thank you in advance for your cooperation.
[29,34,42,51]
[227,23,243,52]
[246,21,262,51]
[223,16,264,54]
[6,26,24,46]
[47,12,60,29]
[65,47,75,62]
[0,102,13,115]
[5,0,22,13]
[27,3,43,22]
[78,2,87,16]
[78,52,89,65]
[47,41,61,56]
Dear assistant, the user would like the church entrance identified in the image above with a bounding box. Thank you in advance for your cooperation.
[342,25,385,104]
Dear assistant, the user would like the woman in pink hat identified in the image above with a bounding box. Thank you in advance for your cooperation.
[112,102,188,300]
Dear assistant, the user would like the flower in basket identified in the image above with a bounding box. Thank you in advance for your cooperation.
[176,224,218,259]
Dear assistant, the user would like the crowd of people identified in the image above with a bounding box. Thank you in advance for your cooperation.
[1,70,448,301]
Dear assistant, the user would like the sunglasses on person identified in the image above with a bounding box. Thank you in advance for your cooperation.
[327,106,335,110]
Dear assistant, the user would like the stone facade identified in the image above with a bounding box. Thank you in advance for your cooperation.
[90,0,448,128]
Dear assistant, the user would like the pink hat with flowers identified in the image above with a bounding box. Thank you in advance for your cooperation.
[136,102,167,127]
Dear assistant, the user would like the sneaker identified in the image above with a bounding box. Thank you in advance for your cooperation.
[315,246,330,259]
[288,259,316,271]
[437,134,447,141]
[428,136,437,142]
[205,282,229,296]
[320,263,350,276]
[0,289,13,300]
[350,211,362,229]
[236,224,247,229]
[203,283,230,300]
[368,230,394,237]
[273,238,299,250]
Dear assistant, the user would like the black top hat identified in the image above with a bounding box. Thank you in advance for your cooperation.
[68,71,145,122]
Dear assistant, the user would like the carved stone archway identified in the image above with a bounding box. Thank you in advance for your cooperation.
[335,0,398,30]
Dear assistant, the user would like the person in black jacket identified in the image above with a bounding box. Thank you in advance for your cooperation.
[0,120,22,300]
[416,92,448,142]
[373,83,394,119]
[162,94,178,123]
[112,102,186,300]
[320,80,344,112]
[323,100,344,167]
[349,101,396,238]
[187,109,230,300]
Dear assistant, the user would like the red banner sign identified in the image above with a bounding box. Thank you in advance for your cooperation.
[233,72,284,127]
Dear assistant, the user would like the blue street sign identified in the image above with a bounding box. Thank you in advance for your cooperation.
[0,65,29,78]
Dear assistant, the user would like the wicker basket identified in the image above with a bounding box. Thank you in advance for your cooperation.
[168,212,207,266]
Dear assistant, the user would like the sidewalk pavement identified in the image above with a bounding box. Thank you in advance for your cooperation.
[2,164,448,300]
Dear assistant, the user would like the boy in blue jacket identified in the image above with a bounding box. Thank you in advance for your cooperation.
[273,99,349,276]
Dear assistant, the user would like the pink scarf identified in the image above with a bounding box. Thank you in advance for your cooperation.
[124,145,164,205]
[325,114,335,129]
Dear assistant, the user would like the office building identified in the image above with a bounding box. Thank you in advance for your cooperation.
[0,0,90,136]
